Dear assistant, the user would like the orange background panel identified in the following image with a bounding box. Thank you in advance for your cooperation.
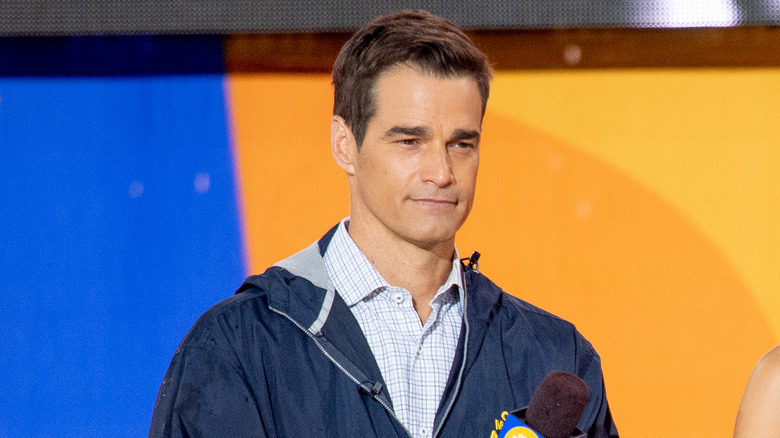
[461,113,774,436]
[227,73,350,270]
[227,71,778,437]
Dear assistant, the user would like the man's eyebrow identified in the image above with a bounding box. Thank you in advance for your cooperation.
[450,129,481,142]
[383,126,431,139]
[382,126,481,142]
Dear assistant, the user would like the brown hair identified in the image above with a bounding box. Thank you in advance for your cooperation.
[332,9,493,147]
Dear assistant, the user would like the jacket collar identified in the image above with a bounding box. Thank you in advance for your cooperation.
[239,224,501,345]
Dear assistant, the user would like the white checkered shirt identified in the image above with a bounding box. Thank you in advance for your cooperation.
[323,219,464,438]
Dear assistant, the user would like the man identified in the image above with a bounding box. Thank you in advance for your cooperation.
[734,345,780,436]
[150,10,618,438]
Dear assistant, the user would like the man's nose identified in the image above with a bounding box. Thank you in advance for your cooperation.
[420,144,455,187]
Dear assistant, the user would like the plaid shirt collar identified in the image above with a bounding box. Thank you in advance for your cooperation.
[325,218,463,308]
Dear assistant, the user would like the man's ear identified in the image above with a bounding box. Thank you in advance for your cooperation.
[331,115,358,175]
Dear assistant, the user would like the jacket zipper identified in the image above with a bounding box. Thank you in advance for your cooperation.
[431,270,470,438]
[268,306,415,438]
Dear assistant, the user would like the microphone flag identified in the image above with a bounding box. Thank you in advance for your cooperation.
[498,410,544,438]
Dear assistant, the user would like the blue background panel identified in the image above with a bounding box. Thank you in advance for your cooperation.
[0,59,244,435]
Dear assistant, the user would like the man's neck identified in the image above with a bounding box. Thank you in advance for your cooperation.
[346,219,455,322]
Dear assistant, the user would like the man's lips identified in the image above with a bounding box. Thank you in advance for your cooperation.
[411,198,458,208]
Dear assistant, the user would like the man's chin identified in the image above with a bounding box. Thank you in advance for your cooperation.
[405,226,459,251]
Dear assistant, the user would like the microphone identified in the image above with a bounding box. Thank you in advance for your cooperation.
[498,371,590,438]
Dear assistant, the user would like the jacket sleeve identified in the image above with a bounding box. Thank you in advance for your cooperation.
[148,345,268,438]
[586,385,619,438]
[575,334,619,438]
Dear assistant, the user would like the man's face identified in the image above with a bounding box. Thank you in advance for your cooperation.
[337,65,483,250]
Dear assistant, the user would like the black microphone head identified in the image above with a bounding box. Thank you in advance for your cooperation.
[525,371,590,438]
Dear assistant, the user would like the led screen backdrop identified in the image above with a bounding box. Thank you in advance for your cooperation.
[0,38,245,437]
[1,35,779,437]
[2,0,780,35]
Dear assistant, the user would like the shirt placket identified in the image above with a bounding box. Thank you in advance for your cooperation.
[410,296,446,438]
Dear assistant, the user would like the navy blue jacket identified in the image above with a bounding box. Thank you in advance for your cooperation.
[150,228,618,437]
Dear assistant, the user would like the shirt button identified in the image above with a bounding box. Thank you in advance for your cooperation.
[419,427,430,437]
[392,292,404,304]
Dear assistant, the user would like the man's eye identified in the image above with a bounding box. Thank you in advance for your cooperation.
[452,142,475,149]
[398,138,418,146]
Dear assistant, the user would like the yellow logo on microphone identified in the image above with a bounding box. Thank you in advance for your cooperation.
[503,426,539,438]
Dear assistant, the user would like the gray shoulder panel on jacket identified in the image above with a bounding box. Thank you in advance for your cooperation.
[273,241,335,334]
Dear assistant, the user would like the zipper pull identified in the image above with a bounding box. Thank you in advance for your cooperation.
[358,381,384,399]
